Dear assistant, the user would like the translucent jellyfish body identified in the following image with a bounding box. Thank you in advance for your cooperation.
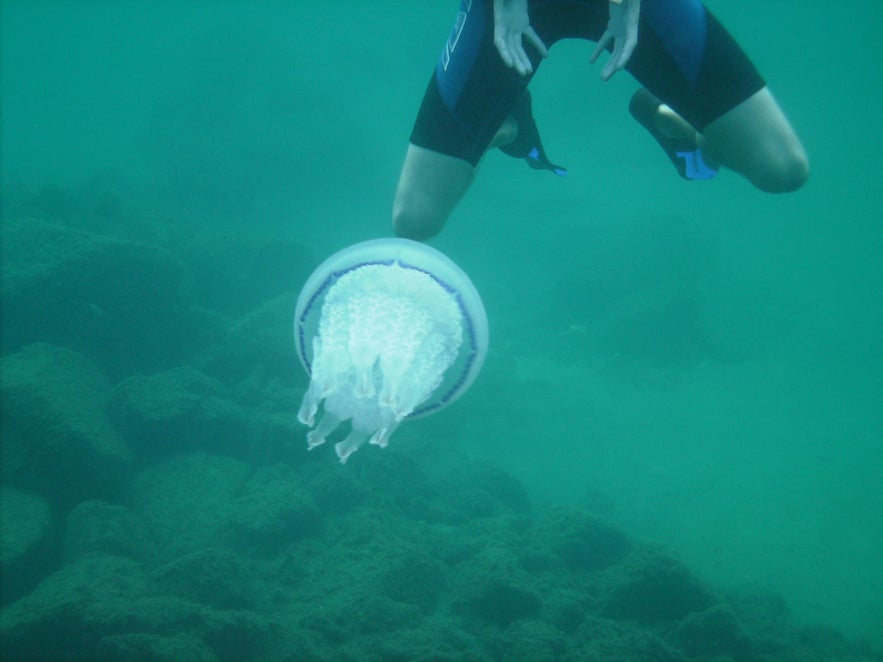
[294,238,488,463]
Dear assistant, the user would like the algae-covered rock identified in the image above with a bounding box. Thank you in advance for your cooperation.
[109,366,252,456]
[129,452,249,562]
[202,293,301,385]
[539,506,633,572]
[0,553,152,660]
[228,463,321,551]
[0,217,199,375]
[0,487,53,604]
[672,604,753,658]
[602,544,715,623]
[152,547,253,609]
[574,616,683,661]
[378,549,446,614]
[96,632,220,662]
[197,607,275,661]
[489,619,572,661]
[64,499,154,564]
[0,343,132,503]
[452,544,542,625]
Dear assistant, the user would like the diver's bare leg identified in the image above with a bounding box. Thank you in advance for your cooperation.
[701,87,809,192]
[649,87,809,192]
[392,144,475,241]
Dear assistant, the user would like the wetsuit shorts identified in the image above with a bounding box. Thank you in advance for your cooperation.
[410,0,766,165]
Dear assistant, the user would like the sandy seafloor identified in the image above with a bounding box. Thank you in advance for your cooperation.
[1,1,881,660]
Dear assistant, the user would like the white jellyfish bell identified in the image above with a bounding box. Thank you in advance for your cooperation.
[294,238,488,463]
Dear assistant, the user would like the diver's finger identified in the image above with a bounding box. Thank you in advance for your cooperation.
[599,42,621,80]
[495,32,515,69]
[590,30,613,64]
[524,26,549,59]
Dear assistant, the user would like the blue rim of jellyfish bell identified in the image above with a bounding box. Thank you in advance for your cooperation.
[294,238,489,418]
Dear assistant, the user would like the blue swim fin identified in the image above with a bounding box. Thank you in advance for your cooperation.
[499,91,568,177]
[629,88,718,181]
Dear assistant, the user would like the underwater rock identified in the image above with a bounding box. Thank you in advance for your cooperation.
[453,546,542,625]
[64,499,154,564]
[546,599,587,635]
[0,343,132,504]
[466,578,543,626]
[489,619,571,661]
[427,460,532,524]
[0,217,191,375]
[672,604,753,658]
[466,462,532,513]
[96,632,220,662]
[197,607,275,661]
[0,553,151,660]
[434,487,500,522]
[228,463,321,550]
[0,487,53,605]
[304,465,366,515]
[129,452,249,562]
[602,544,715,623]
[300,591,423,642]
[575,616,683,661]
[378,550,446,614]
[540,506,633,572]
[152,547,253,610]
[725,586,794,654]
[346,621,470,662]
[109,366,252,456]
[356,446,433,509]
[200,292,301,389]
[351,595,424,635]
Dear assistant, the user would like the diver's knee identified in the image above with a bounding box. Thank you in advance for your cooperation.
[392,203,445,241]
[751,145,810,193]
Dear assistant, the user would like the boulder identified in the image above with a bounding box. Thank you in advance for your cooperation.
[453,545,542,625]
[602,544,715,623]
[0,487,53,604]
[152,548,252,610]
[1,343,132,504]
[539,506,632,572]
[201,293,300,385]
[672,604,753,658]
[64,499,154,563]
[0,553,151,660]
[0,217,195,376]
[95,632,219,662]
[109,366,251,457]
[228,463,321,551]
[128,452,248,563]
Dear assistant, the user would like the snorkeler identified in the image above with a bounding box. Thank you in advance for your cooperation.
[392,0,809,241]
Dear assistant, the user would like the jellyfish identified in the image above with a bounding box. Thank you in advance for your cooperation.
[294,238,488,463]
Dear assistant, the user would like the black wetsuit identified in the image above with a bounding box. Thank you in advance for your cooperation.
[410,0,765,169]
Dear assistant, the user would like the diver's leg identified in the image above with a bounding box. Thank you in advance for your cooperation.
[392,143,475,241]
[625,2,808,192]
[635,87,808,192]
[701,87,808,192]
[633,86,808,192]
[394,0,523,241]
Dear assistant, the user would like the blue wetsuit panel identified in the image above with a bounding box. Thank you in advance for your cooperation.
[436,0,487,110]
[643,0,707,83]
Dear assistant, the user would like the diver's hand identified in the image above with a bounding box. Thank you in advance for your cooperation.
[590,0,640,81]
[493,0,548,76]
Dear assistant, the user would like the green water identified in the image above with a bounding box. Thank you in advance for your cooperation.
[3,0,881,651]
